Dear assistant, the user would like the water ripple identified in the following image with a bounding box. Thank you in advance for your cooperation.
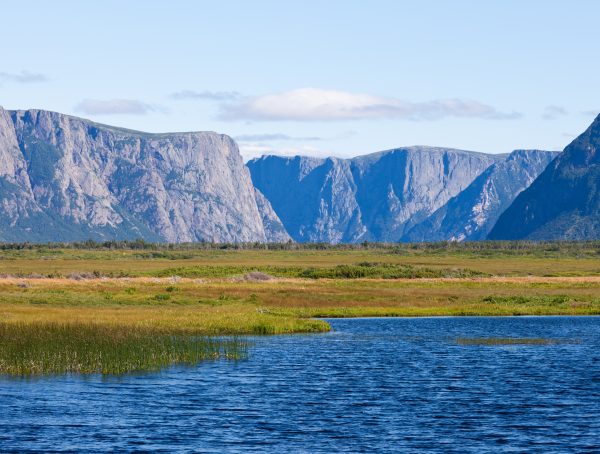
[1,316,600,453]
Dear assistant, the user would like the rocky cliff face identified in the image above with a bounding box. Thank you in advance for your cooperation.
[0,107,289,242]
[0,106,568,244]
[404,149,558,242]
[489,115,600,240]
[248,147,501,243]
[253,189,292,243]
[247,155,360,243]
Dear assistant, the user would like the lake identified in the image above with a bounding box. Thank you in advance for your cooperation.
[1,316,599,452]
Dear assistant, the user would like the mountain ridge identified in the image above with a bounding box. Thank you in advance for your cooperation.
[404,149,558,242]
[488,114,600,240]
[0,106,567,244]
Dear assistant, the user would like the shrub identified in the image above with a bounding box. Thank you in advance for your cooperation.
[244,271,274,281]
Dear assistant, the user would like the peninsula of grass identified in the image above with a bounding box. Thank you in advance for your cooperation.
[1,241,600,375]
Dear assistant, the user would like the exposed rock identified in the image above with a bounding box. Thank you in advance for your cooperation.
[0,107,288,242]
[248,147,500,243]
[405,149,558,241]
[248,155,360,243]
[0,105,574,244]
[254,188,292,242]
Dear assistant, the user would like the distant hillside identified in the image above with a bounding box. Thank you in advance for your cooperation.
[0,106,569,244]
[489,114,600,240]
[248,147,501,243]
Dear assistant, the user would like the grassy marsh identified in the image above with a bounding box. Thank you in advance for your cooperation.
[2,241,600,278]
[1,242,600,375]
[0,322,248,376]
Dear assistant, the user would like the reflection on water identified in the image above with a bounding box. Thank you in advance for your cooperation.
[1,316,599,453]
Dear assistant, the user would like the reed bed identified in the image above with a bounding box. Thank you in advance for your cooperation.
[0,322,248,376]
[455,337,564,346]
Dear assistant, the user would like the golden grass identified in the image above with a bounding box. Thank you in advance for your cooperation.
[1,247,600,338]
[3,246,598,375]
[1,275,599,330]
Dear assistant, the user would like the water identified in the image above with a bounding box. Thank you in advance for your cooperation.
[1,317,600,453]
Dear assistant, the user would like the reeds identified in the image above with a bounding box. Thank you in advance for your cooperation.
[455,337,562,346]
[0,322,248,376]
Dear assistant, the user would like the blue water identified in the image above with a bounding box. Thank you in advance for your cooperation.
[1,316,600,453]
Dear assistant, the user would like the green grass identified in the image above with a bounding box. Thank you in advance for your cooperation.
[0,322,248,376]
[148,262,486,279]
[2,243,600,277]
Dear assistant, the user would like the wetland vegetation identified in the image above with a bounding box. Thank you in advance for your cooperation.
[1,241,600,375]
[0,322,248,375]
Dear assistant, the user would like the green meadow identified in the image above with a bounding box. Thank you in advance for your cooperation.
[1,241,600,375]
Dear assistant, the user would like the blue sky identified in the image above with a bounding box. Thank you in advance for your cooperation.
[2,0,599,160]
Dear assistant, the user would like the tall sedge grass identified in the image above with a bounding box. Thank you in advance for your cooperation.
[0,322,248,376]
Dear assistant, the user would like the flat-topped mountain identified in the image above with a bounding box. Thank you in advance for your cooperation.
[0,107,289,242]
[249,147,558,243]
[248,147,505,243]
[489,114,600,240]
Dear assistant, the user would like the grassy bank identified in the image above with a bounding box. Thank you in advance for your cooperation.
[2,275,600,320]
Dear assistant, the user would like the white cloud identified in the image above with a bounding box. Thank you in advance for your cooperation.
[75,99,157,115]
[235,133,322,141]
[542,105,568,120]
[239,143,329,161]
[581,109,599,117]
[219,88,520,122]
[170,90,241,101]
[0,71,48,84]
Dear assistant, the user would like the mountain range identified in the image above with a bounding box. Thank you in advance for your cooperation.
[248,148,556,243]
[1,106,597,243]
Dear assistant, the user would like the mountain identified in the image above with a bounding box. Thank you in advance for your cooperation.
[0,107,289,243]
[0,106,568,244]
[248,147,502,243]
[404,150,558,242]
[247,155,359,243]
[489,114,600,240]
[253,189,292,243]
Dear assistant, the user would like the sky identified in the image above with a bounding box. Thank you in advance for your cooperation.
[1,0,599,160]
